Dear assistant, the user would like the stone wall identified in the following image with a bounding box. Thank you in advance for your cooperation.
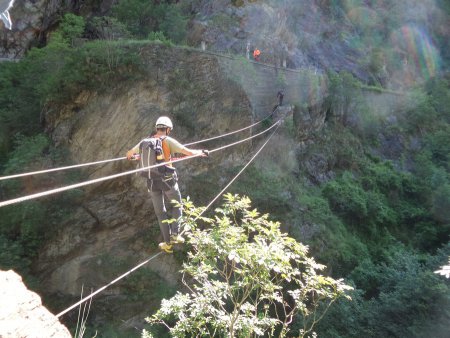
[0,270,71,338]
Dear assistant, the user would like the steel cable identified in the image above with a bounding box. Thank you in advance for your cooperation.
[0,112,274,181]
[183,111,273,146]
[0,157,127,181]
[55,120,281,318]
[0,121,279,208]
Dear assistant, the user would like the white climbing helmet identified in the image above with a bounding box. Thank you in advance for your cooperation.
[155,116,173,129]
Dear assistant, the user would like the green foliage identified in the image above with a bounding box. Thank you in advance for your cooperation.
[402,89,439,134]
[324,71,363,120]
[294,188,370,275]
[323,172,369,222]
[58,13,86,46]
[401,82,450,241]
[0,134,81,285]
[0,37,146,164]
[0,61,45,154]
[431,183,450,223]
[112,0,187,43]
[424,126,450,170]
[147,31,172,45]
[146,195,352,337]
[112,0,159,38]
[158,6,187,44]
[87,16,130,40]
[0,196,61,283]
[317,246,450,338]
[0,235,31,274]
[320,150,448,250]
[303,75,450,337]
[360,160,401,193]
[426,77,450,121]
[2,134,49,177]
[323,167,392,231]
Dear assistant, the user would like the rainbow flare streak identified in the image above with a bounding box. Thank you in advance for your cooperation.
[397,25,440,80]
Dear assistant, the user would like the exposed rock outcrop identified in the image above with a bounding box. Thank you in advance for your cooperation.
[33,44,303,330]
[0,0,114,58]
[34,46,257,330]
[0,270,71,338]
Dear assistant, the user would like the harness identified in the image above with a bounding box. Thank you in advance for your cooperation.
[139,136,176,191]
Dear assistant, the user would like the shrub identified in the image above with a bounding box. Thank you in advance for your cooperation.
[322,172,369,222]
[112,0,158,38]
[159,5,187,44]
[145,195,353,337]
[148,31,172,45]
[87,16,130,40]
[112,0,186,42]
[317,246,450,338]
[58,13,86,46]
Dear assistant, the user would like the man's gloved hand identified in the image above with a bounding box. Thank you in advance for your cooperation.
[193,149,208,157]
[202,150,209,157]
[127,150,136,160]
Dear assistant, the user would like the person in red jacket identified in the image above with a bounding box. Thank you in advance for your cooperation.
[253,48,261,62]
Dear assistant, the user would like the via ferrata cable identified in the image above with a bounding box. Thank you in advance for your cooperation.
[0,121,279,208]
[56,120,281,318]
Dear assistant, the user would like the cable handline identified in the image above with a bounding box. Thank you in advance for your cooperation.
[56,252,163,318]
[0,113,274,181]
[0,157,127,181]
[208,120,278,155]
[184,111,274,146]
[56,120,281,319]
[0,121,279,208]
[194,121,281,221]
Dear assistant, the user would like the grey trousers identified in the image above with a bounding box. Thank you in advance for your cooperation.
[149,181,182,244]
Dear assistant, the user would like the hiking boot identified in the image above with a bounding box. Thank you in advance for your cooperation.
[158,242,173,253]
[170,234,185,244]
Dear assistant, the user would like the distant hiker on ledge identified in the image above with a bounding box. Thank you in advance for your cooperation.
[277,90,284,107]
[126,116,208,253]
[253,48,261,62]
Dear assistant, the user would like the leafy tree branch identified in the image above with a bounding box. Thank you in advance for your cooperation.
[144,194,352,337]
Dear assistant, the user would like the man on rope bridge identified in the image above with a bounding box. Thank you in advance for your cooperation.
[126,116,208,253]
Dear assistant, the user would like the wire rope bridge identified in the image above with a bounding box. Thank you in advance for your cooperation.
[0,111,287,318]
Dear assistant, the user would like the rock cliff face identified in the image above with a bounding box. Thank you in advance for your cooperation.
[36,45,259,326]
[0,270,71,338]
[0,1,413,331]
[0,0,114,58]
[32,44,405,331]
[31,43,318,330]
[188,1,368,79]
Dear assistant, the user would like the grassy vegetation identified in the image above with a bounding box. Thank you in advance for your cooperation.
[302,74,450,337]
[230,70,450,337]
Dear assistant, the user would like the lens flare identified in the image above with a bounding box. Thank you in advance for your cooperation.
[391,25,440,81]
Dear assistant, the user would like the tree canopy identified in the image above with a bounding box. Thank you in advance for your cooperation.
[144,194,352,337]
